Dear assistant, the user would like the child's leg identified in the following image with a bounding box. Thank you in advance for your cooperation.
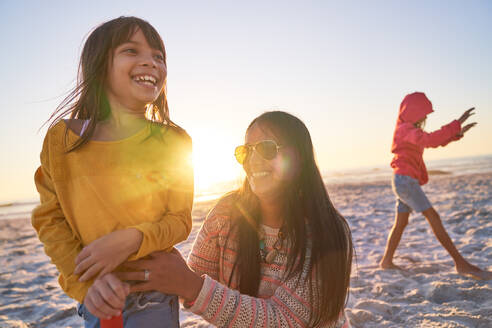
[380,211,410,269]
[421,207,466,265]
[422,207,492,279]
[381,173,415,269]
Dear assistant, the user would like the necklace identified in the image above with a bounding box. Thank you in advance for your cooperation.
[258,226,285,264]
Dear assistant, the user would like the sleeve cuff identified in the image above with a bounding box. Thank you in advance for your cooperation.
[452,119,461,132]
[127,223,152,260]
[183,274,217,314]
[59,274,92,303]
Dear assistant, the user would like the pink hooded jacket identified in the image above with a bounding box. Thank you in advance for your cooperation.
[390,92,462,185]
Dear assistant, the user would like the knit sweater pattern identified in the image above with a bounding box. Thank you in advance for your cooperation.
[186,196,349,328]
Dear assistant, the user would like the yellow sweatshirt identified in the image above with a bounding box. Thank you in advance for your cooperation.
[32,120,193,303]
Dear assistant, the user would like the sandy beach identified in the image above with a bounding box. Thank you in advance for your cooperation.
[1,171,491,327]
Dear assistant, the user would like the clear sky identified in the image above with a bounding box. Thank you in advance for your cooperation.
[1,0,491,203]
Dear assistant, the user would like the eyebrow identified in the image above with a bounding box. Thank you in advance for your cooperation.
[119,41,163,52]
[120,40,140,46]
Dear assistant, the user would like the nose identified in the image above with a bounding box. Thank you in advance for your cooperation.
[140,52,157,68]
[247,147,264,166]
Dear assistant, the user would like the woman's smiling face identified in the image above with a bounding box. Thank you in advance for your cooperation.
[243,122,296,200]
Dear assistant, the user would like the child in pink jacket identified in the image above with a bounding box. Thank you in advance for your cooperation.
[380,92,491,280]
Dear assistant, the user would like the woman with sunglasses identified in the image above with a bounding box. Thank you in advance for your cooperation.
[117,111,353,327]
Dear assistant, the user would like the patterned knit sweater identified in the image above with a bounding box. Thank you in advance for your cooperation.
[186,196,350,328]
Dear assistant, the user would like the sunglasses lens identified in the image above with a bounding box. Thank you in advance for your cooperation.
[234,145,249,164]
[256,140,278,160]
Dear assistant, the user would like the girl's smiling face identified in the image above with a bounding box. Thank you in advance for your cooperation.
[105,28,167,113]
[243,122,296,200]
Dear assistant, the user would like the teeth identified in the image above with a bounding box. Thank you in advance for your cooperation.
[134,75,157,85]
[252,171,269,178]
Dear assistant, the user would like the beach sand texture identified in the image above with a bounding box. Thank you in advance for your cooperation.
[1,172,491,327]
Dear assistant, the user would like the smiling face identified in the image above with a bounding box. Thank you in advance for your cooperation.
[105,28,167,113]
[243,122,296,200]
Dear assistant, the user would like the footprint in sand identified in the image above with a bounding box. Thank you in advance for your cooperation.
[354,299,394,318]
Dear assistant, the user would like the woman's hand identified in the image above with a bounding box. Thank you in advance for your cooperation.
[75,228,143,282]
[84,273,130,320]
[458,107,475,124]
[116,249,204,302]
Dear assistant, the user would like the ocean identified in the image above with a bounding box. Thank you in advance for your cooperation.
[2,154,491,221]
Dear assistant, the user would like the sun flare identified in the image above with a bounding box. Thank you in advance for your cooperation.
[191,135,244,196]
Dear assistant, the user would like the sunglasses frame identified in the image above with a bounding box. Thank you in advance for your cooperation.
[234,139,283,164]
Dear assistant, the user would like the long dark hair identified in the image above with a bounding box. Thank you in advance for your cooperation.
[229,111,353,327]
[48,16,182,151]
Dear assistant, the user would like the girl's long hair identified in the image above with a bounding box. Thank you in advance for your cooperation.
[48,16,182,151]
[228,111,353,327]
[414,117,427,130]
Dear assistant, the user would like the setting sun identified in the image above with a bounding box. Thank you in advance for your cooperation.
[191,131,244,197]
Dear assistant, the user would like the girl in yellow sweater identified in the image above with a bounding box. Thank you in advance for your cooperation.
[32,16,193,327]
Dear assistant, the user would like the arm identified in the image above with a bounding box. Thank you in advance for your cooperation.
[120,253,348,328]
[187,209,346,327]
[128,136,194,260]
[403,120,461,148]
[83,273,130,320]
[188,273,348,328]
[186,205,226,280]
[120,251,322,327]
[75,136,194,281]
[118,207,347,327]
[31,132,90,303]
[117,198,229,297]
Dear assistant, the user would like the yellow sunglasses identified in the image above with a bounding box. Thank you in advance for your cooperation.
[234,140,282,164]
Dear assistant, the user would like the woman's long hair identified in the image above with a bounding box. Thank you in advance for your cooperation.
[229,111,353,327]
[48,16,182,151]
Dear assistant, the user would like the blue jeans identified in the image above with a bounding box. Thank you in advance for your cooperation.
[77,291,179,328]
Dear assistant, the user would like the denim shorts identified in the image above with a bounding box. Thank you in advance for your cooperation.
[77,291,179,328]
[391,174,432,213]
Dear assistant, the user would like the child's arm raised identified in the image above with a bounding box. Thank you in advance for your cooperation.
[32,132,90,303]
[403,120,462,148]
[403,107,477,148]
[456,108,477,137]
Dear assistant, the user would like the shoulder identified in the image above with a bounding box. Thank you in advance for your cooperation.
[210,192,238,217]
[153,124,192,152]
[395,122,421,139]
[396,121,417,132]
[158,123,191,142]
[42,120,71,147]
[62,119,86,137]
[202,192,238,233]
[39,120,71,167]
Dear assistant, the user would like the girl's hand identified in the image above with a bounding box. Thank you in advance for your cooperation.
[75,228,143,282]
[116,249,204,302]
[458,122,477,136]
[458,107,475,124]
[84,273,130,320]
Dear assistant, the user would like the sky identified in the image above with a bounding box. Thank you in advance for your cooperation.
[0,0,491,203]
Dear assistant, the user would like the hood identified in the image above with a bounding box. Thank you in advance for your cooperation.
[398,92,434,123]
